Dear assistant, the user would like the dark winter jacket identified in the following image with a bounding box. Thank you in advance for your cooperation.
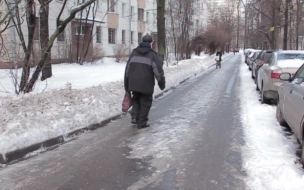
[216,51,222,61]
[124,42,165,94]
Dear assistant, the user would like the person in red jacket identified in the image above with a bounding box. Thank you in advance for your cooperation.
[124,34,166,129]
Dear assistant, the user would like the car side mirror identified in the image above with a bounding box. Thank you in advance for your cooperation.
[280,73,292,81]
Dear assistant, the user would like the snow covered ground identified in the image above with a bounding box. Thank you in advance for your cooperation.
[1,52,304,189]
[240,55,304,190]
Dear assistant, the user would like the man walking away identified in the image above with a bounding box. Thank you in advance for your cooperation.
[124,34,166,129]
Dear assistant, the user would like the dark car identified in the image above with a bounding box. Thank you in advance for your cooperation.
[252,50,274,83]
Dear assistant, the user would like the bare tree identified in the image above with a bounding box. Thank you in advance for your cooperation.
[112,44,129,62]
[157,0,166,63]
[2,0,104,93]
[39,0,52,80]
[23,0,104,93]
[166,0,199,60]
[207,0,239,51]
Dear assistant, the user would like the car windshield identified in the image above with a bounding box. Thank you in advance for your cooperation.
[277,53,304,60]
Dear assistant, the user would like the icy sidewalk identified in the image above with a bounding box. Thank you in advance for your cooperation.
[0,53,230,164]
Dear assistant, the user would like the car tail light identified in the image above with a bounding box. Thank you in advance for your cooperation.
[271,69,282,79]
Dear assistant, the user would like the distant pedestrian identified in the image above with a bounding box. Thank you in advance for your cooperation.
[233,48,236,55]
[124,34,166,129]
[215,48,222,69]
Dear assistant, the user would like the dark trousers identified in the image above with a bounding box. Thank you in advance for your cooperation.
[216,61,221,69]
[131,91,153,127]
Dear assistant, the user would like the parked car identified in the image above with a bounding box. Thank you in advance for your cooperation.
[257,50,304,104]
[245,49,255,63]
[277,64,304,163]
[252,50,274,81]
[248,50,262,71]
[247,50,261,69]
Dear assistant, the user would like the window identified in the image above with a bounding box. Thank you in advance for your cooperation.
[278,53,304,60]
[292,65,304,84]
[108,28,116,44]
[57,21,65,41]
[122,30,125,44]
[108,0,115,12]
[76,25,86,35]
[294,65,304,79]
[266,54,273,65]
[34,17,40,40]
[96,26,101,43]
[122,3,125,17]
[130,31,133,44]
[138,32,142,44]
[146,12,149,23]
[131,6,134,19]
[138,8,144,21]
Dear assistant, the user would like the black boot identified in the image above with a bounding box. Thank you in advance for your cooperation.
[137,124,150,129]
[131,118,138,124]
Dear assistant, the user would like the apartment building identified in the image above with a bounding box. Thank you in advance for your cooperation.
[0,0,157,68]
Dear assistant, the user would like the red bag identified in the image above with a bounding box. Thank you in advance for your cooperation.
[122,91,132,112]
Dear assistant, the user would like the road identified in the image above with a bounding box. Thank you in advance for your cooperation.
[0,54,247,190]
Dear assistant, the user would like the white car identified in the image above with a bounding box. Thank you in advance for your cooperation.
[277,63,304,163]
[257,50,304,104]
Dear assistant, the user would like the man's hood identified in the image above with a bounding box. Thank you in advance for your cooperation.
[135,42,152,55]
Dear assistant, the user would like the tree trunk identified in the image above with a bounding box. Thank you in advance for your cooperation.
[283,0,289,50]
[23,0,99,93]
[271,2,276,49]
[19,0,36,92]
[157,0,166,63]
[40,0,52,81]
[296,0,301,50]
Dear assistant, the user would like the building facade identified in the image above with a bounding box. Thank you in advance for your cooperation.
[0,0,157,68]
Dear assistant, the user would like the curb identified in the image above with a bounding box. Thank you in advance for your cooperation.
[0,114,123,165]
[0,56,219,165]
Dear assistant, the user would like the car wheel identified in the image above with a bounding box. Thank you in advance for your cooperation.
[251,69,255,79]
[276,98,287,126]
[261,84,271,104]
[255,78,260,91]
[301,138,304,164]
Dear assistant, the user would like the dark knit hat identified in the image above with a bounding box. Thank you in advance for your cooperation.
[142,34,153,43]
